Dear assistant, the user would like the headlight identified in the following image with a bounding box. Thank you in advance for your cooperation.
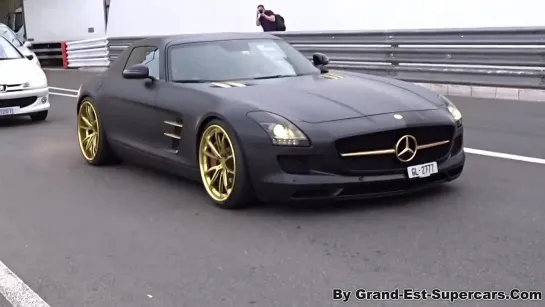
[440,95,462,122]
[247,111,310,146]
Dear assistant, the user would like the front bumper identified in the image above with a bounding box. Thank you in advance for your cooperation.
[0,87,50,117]
[243,118,465,203]
[247,148,464,202]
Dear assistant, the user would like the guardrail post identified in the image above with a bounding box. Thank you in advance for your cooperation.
[61,42,68,69]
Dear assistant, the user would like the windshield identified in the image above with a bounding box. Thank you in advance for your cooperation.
[0,36,22,59]
[0,25,22,47]
[168,39,320,82]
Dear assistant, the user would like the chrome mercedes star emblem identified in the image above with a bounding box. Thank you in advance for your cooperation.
[395,135,418,162]
[0,85,6,92]
[394,114,403,119]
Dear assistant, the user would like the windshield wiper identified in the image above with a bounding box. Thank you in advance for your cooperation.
[252,74,295,80]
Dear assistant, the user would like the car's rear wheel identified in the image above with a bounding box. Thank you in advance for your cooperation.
[198,119,254,209]
[77,99,120,166]
[30,111,48,122]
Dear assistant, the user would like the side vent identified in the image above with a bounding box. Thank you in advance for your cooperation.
[210,81,247,88]
[164,120,183,153]
[323,73,343,80]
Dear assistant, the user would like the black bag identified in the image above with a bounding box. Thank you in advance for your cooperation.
[275,14,286,31]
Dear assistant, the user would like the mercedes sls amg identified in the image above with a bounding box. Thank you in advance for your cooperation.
[76,32,465,209]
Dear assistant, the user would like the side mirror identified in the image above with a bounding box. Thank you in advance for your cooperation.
[313,52,329,66]
[25,54,34,61]
[312,52,330,73]
[23,41,32,48]
[122,64,150,80]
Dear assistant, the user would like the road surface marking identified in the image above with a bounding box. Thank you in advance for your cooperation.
[465,148,545,164]
[0,260,50,307]
[48,87,79,93]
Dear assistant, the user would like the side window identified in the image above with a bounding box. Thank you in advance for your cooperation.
[124,46,160,79]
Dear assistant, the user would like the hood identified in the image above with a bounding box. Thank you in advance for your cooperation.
[210,74,440,123]
[0,58,46,84]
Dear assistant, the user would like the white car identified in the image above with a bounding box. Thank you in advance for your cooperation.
[0,23,40,67]
[0,35,49,121]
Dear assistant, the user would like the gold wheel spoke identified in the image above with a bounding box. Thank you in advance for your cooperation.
[92,134,98,155]
[203,151,218,160]
[84,137,93,151]
[206,140,222,158]
[224,166,234,175]
[221,169,229,190]
[218,133,226,153]
[205,165,221,174]
[210,168,221,185]
[82,132,95,146]
[80,116,93,130]
[217,171,224,193]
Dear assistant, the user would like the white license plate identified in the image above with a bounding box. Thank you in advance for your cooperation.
[0,107,15,116]
[407,162,438,179]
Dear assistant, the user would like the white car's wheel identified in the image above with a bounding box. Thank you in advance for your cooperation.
[30,111,48,122]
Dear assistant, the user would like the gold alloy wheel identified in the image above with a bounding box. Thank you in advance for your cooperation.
[77,101,100,161]
[199,124,236,202]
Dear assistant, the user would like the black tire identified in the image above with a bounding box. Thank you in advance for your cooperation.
[198,119,255,209]
[77,98,121,166]
[30,111,48,122]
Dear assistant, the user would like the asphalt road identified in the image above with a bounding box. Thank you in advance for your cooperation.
[0,70,544,307]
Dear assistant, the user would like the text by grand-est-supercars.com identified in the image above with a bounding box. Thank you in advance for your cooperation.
[333,288,542,303]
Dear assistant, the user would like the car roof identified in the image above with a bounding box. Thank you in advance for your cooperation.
[132,32,281,48]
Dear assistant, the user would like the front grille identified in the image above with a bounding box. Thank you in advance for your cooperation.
[0,97,37,108]
[336,125,455,172]
[1,84,24,92]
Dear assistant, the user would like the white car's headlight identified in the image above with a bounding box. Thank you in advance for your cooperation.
[247,111,310,146]
[440,95,462,123]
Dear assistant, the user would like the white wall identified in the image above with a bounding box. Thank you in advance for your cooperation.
[107,0,545,38]
[23,0,105,43]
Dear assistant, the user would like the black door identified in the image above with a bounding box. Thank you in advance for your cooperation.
[101,46,161,153]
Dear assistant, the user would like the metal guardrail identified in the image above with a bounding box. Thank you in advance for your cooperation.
[65,37,110,68]
[30,43,62,60]
[107,27,545,89]
[29,42,63,67]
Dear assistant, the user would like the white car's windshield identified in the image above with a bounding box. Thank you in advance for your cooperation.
[0,25,22,47]
[0,36,22,59]
[168,39,320,82]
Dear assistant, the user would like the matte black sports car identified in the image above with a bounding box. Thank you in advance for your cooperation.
[76,32,465,209]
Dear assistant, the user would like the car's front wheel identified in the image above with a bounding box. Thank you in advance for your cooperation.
[77,99,121,166]
[198,119,254,209]
[30,111,48,122]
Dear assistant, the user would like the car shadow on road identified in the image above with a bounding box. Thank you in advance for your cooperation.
[250,184,459,216]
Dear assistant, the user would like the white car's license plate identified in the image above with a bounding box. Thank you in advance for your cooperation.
[407,162,438,179]
[0,107,15,116]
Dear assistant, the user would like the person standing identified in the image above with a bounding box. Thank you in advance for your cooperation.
[255,4,276,32]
